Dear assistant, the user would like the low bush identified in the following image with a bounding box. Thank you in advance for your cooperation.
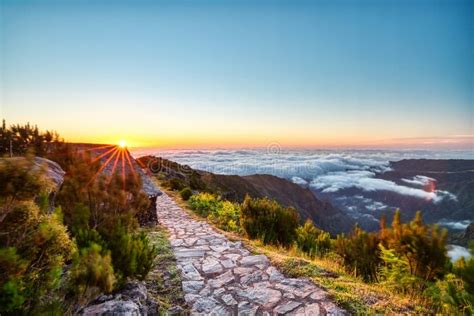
[335,225,381,282]
[295,219,331,258]
[188,193,240,232]
[378,245,425,295]
[69,243,115,304]
[166,178,186,191]
[107,226,157,282]
[426,273,474,314]
[240,195,299,246]
[180,187,193,201]
[0,157,77,314]
[379,211,448,282]
[188,192,220,217]
[208,200,240,232]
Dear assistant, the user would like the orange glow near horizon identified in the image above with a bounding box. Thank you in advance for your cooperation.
[63,133,474,151]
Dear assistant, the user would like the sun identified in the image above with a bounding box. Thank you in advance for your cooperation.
[118,140,127,148]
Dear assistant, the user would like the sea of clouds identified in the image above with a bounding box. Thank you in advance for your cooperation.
[133,148,472,203]
[133,147,473,260]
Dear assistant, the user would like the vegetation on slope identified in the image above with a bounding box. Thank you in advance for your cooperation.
[160,180,474,314]
[0,122,158,314]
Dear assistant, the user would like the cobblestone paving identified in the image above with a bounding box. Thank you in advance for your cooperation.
[156,193,346,315]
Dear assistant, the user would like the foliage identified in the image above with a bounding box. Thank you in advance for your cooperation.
[0,120,61,157]
[452,242,474,294]
[166,178,186,191]
[188,192,240,232]
[240,195,299,246]
[69,243,115,304]
[0,157,52,224]
[379,211,448,282]
[180,187,193,201]
[378,244,425,295]
[57,152,150,233]
[426,273,474,314]
[188,192,220,217]
[0,124,160,313]
[335,225,381,282]
[208,200,240,232]
[0,156,78,313]
[107,226,157,282]
[295,219,331,258]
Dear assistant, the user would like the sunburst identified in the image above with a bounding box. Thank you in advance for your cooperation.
[83,141,136,191]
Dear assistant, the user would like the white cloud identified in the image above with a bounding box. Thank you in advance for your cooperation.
[448,245,471,262]
[438,219,471,230]
[402,175,436,187]
[291,176,308,186]
[310,170,455,203]
[133,148,463,204]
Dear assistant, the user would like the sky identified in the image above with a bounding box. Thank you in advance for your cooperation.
[0,0,473,149]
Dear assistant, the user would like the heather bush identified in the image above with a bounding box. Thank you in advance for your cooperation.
[166,178,186,191]
[180,187,193,201]
[188,192,240,232]
[0,157,76,313]
[69,243,115,304]
[209,200,240,232]
[240,195,299,246]
[426,273,474,314]
[379,211,448,282]
[107,226,157,282]
[378,245,425,295]
[295,219,331,258]
[335,225,381,282]
[188,192,220,217]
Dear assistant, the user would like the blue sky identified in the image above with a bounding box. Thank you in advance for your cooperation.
[1,0,473,148]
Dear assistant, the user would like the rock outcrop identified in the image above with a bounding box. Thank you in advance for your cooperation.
[81,281,157,315]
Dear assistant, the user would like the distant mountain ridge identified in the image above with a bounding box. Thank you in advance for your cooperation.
[376,159,474,223]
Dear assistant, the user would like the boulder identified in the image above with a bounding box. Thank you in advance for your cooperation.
[81,281,156,316]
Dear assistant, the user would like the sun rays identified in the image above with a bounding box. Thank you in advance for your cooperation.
[83,142,137,191]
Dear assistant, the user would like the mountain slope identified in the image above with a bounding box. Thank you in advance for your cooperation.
[137,156,352,234]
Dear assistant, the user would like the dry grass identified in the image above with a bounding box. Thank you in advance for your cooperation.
[142,225,188,314]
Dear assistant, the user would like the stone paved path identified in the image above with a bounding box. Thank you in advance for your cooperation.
[156,193,345,315]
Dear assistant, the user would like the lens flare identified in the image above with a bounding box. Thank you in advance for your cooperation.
[118,140,127,148]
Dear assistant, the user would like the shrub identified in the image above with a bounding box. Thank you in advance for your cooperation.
[188,192,220,217]
[240,195,299,246]
[69,243,115,304]
[74,228,106,250]
[107,226,157,282]
[0,247,27,313]
[378,244,425,295]
[0,157,78,313]
[188,193,240,232]
[57,154,150,233]
[180,187,193,201]
[380,211,448,282]
[295,219,331,258]
[166,178,186,191]
[335,225,381,282]
[209,200,240,232]
[426,273,474,314]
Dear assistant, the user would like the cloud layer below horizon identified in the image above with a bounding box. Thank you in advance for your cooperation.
[133,148,471,204]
